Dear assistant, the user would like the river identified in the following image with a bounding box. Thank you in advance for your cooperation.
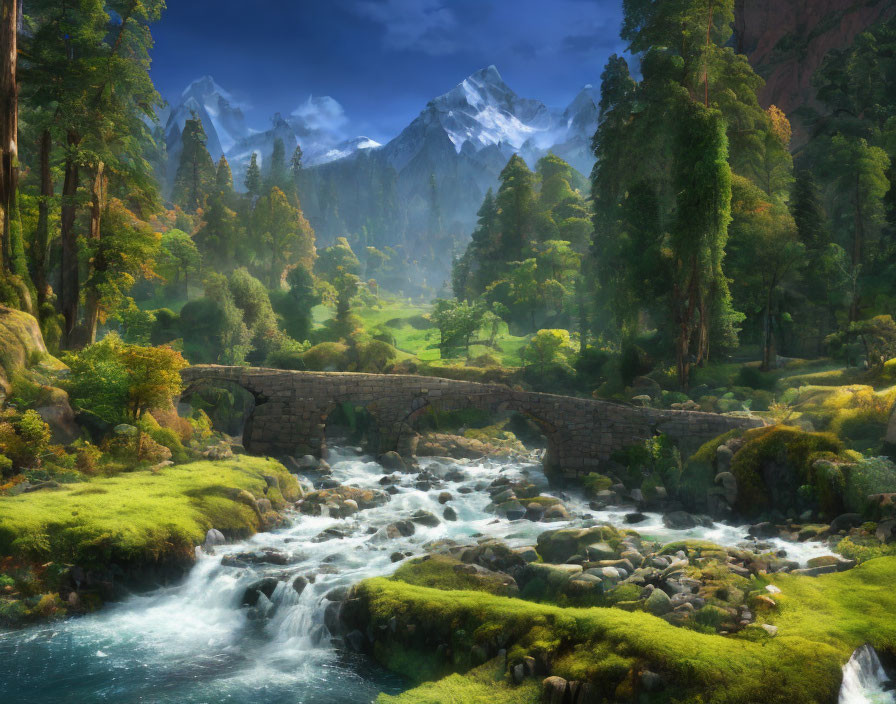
[0,447,881,703]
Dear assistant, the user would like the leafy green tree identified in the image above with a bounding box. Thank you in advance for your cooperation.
[159,229,201,296]
[523,329,572,373]
[228,268,285,364]
[270,265,319,341]
[172,114,216,212]
[251,186,316,287]
[179,274,252,364]
[63,333,187,424]
[81,201,162,345]
[428,299,485,357]
[819,135,891,321]
[318,237,362,279]
[727,176,803,369]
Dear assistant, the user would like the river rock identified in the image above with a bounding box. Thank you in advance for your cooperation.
[437,491,452,504]
[410,510,440,527]
[537,526,617,564]
[663,511,712,529]
[748,522,779,539]
[876,519,896,544]
[242,577,280,606]
[829,513,864,533]
[543,503,570,521]
[625,512,647,524]
[292,576,309,594]
[378,451,407,472]
[299,486,390,516]
[525,503,545,521]
[443,506,458,521]
[564,572,602,596]
[867,493,896,519]
[203,528,226,551]
[646,588,672,615]
[542,676,569,704]
[585,542,617,561]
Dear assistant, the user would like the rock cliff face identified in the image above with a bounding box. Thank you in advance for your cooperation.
[734,0,896,146]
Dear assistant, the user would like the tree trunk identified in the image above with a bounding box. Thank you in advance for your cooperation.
[761,276,776,372]
[60,131,81,347]
[34,128,52,309]
[79,163,105,346]
[0,0,18,272]
[849,176,864,322]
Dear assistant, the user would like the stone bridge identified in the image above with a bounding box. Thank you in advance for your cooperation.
[180,365,764,479]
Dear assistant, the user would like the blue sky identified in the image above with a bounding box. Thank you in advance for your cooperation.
[150,0,626,143]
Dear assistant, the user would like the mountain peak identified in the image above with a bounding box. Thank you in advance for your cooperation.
[470,65,503,83]
[181,75,231,101]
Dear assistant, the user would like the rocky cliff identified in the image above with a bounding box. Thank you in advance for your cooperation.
[734,0,896,146]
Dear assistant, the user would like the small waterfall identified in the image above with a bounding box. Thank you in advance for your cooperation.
[839,645,895,704]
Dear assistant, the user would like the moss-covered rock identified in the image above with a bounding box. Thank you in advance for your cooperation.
[0,306,63,396]
[0,456,299,566]
[729,426,844,517]
[536,525,622,564]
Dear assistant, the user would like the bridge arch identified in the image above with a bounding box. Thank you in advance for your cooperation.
[178,377,267,450]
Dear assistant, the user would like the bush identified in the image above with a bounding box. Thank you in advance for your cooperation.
[737,365,776,390]
[352,339,398,373]
[0,410,51,471]
[150,308,181,345]
[302,342,348,371]
[63,334,187,428]
[843,457,896,515]
[265,337,310,370]
[582,473,613,496]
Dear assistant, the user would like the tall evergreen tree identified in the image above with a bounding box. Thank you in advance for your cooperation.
[172,114,215,213]
[496,155,537,263]
[245,152,261,197]
[215,155,233,191]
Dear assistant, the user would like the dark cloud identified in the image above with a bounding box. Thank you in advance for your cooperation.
[350,0,458,55]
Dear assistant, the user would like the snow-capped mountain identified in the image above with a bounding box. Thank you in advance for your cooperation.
[163,76,249,183]
[163,79,382,189]
[162,67,598,288]
[381,65,595,175]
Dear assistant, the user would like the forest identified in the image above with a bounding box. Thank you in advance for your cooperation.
[1,1,896,703]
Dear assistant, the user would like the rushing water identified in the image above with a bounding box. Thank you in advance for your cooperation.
[0,448,838,703]
[839,646,896,704]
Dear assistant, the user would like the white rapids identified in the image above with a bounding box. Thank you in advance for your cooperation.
[839,645,896,704]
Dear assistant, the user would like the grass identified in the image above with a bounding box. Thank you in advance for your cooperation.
[355,556,896,704]
[378,658,540,704]
[0,456,300,565]
[313,297,529,367]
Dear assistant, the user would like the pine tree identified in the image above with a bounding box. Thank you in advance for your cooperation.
[266,137,289,193]
[245,152,261,197]
[215,155,233,191]
[172,114,216,213]
[496,155,537,263]
[291,145,303,180]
